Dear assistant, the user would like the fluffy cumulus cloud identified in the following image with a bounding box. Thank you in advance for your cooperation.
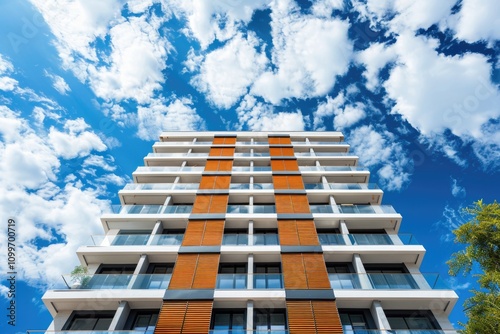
[0,106,125,289]
[44,70,71,95]
[451,0,500,44]
[348,125,412,191]
[236,94,305,131]
[356,42,396,91]
[190,33,268,109]
[169,0,269,49]
[383,33,500,139]
[313,93,366,130]
[352,0,456,32]
[251,0,353,104]
[137,98,206,140]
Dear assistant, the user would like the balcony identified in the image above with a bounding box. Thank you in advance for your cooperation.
[222,234,279,245]
[227,205,276,214]
[216,274,284,289]
[109,205,192,214]
[304,183,379,190]
[89,234,184,246]
[309,205,396,214]
[62,274,171,290]
[231,166,273,172]
[329,273,448,290]
[299,166,367,172]
[122,183,199,190]
[135,166,205,172]
[229,183,274,190]
[27,331,154,334]
[318,234,419,246]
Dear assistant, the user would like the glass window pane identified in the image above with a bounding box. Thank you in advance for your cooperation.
[94,318,112,330]
[69,318,97,330]
[406,317,434,329]
[388,317,408,329]
[214,314,230,329]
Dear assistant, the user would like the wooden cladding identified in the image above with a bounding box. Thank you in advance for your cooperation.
[271,159,299,171]
[182,220,224,246]
[281,253,331,289]
[209,147,235,156]
[275,194,310,213]
[212,137,236,145]
[270,147,295,156]
[278,220,319,246]
[169,254,220,289]
[155,300,213,334]
[268,137,292,145]
[192,195,228,213]
[273,175,304,189]
[199,175,231,189]
[205,160,233,171]
[286,300,343,334]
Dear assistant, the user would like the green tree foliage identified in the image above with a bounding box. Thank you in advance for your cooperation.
[447,200,500,333]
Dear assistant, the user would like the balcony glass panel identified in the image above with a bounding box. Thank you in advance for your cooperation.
[62,274,171,290]
[216,274,247,289]
[227,205,276,214]
[232,166,251,171]
[304,183,328,189]
[253,205,276,213]
[222,234,249,245]
[349,234,393,245]
[309,205,334,213]
[254,274,283,289]
[318,234,346,245]
[151,234,183,245]
[215,274,284,289]
[229,183,251,190]
[329,273,447,290]
[109,205,192,214]
[253,233,279,245]
[111,234,149,245]
[252,183,274,189]
[253,166,272,172]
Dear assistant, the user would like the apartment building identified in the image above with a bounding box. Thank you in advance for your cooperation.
[39,131,458,333]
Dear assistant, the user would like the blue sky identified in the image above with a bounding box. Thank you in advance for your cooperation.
[0,0,499,332]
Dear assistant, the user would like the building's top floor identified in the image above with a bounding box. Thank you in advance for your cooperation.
[159,131,345,143]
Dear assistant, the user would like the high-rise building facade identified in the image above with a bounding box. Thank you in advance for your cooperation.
[39,131,458,333]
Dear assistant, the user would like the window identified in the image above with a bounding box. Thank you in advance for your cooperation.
[139,263,174,289]
[364,264,417,289]
[385,310,441,332]
[253,229,278,245]
[326,263,360,289]
[126,310,159,332]
[63,311,114,330]
[254,263,282,289]
[339,309,375,333]
[254,309,287,334]
[223,229,248,245]
[211,309,246,334]
[83,264,135,289]
[217,263,247,289]
[349,230,392,245]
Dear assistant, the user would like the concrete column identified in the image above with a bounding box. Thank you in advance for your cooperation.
[246,300,254,334]
[147,220,163,245]
[250,176,254,190]
[128,254,149,289]
[352,254,371,289]
[248,220,254,246]
[248,254,254,289]
[370,300,391,331]
[386,230,403,245]
[249,195,254,214]
[330,195,340,213]
[108,300,130,330]
[321,175,329,188]
[406,264,432,289]
[339,220,351,245]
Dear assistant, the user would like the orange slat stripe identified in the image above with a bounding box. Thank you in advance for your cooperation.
[201,220,224,246]
[205,160,220,171]
[296,220,320,246]
[182,221,205,246]
[199,176,216,189]
[303,253,331,289]
[283,160,299,171]
[218,160,233,171]
[278,220,300,246]
[168,254,198,289]
[154,301,187,334]
[272,175,290,189]
[287,175,304,189]
[312,301,343,334]
[208,195,228,213]
[192,254,220,289]
[286,301,316,333]
[192,195,211,213]
[271,160,286,171]
[275,194,294,213]
[282,253,308,289]
[291,195,311,213]
[214,175,230,189]
[182,301,214,333]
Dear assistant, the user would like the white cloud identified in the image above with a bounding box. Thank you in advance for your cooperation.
[382,33,500,148]
[0,106,123,290]
[0,54,14,74]
[44,70,71,95]
[48,118,107,159]
[450,177,466,198]
[191,33,268,109]
[252,1,352,104]
[348,125,412,191]
[313,93,366,131]
[437,204,467,243]
[236,94,305,131]
[356,42,396,91]
[313,94,345,130]
[169,0,269,49]
[451,0,500,44]
[311,0,344,17]
[137,98,206,140]
[0,77,18,92]
[353,0,456,32]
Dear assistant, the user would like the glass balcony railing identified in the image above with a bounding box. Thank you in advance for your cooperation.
[62,274,171,290]
[109,205,192,214]
[147,152,209,157]
[89,234,184,246]
[155,141,212,145]
[329,273,448,290]
[299,166,368,172]
[226,205,276,214]
[309,205,334,213]
[318,234,419,246]
[229,183,274,190]
[222,234,279,245]
[27,331,154,334]
[309,205,397,214]
[294,152,349,157]
[135,166,205,172]
[216,274,284,289]
[233,152,270,157]
[293,141,346,145]
[232,166,272,172]
[122,183,199,190]
[340,331,455,334]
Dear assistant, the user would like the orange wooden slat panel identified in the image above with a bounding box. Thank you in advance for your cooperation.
[296,220,320,246]
[182,301,214,333]
[271,160,286,171]
[312,301,343,334]
[286,301,316,333]
[192,195,211,213]
[168,254,198,289]
[218,160,233,171]
[182,221,205,246]
[221,147,235,156]
[291,195,311,213]
[303,253,331,289]
[208,195,228,213]
[278,220,300,246]
[199,176,216,189]
[275,194,294,213]
[192,254,220,289]
[154,301,187,334]
[201,220,225,246]
[281,253,308,289]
